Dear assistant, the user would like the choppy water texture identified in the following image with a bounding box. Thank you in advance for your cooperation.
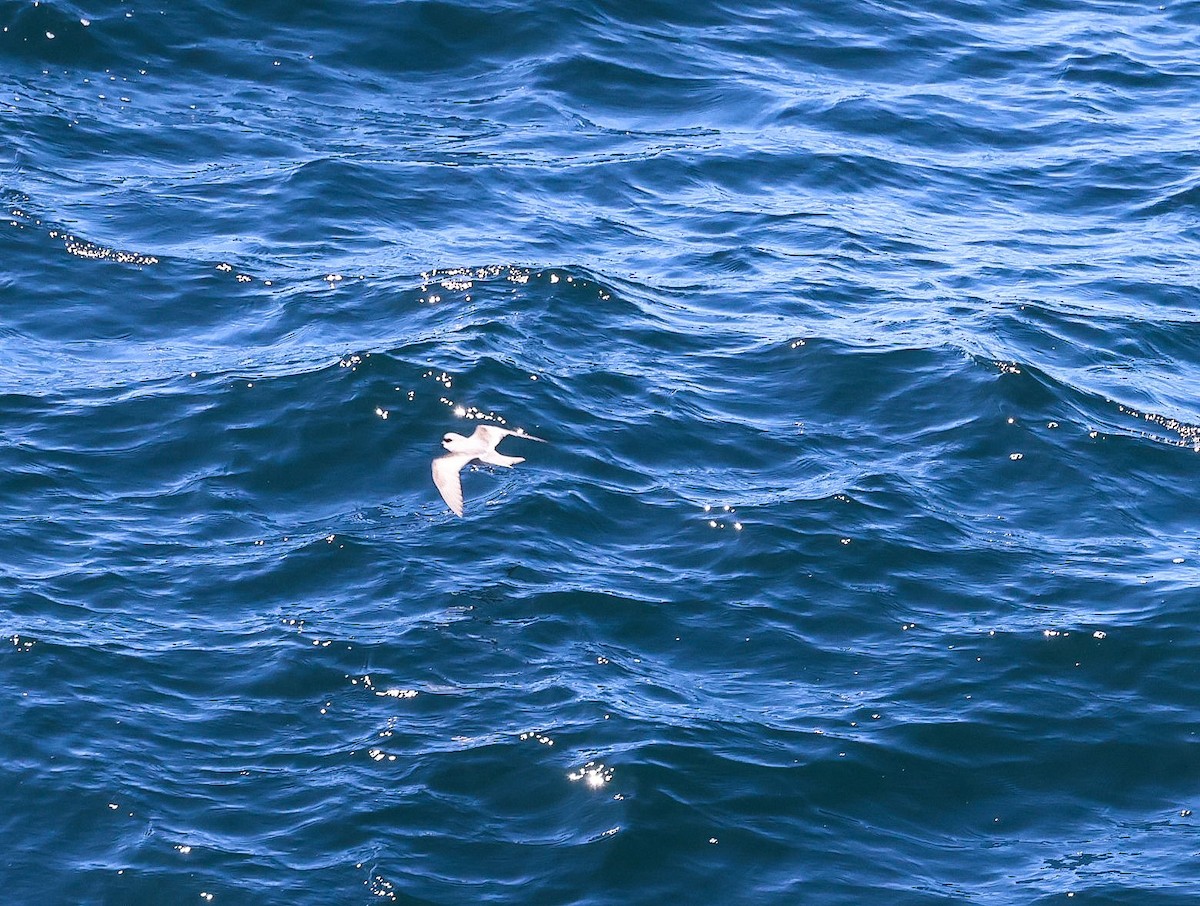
[4,1,1200,902]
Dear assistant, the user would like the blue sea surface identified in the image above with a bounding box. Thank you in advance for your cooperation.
[3,1,1200,902]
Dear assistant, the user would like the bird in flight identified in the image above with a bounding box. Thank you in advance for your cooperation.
[432,424,545,516]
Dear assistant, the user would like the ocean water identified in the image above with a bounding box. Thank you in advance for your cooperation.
[3,0,1200,902]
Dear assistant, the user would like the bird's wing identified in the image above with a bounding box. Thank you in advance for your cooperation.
[432,453,472,516]
[510,429,546,443]
[475,424,545,446]
[473,424,509,449]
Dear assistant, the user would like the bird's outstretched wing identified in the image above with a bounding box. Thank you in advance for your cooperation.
[475,424,546,446]
[511,429,546,443]
[472,425,509,448]
[432,453,472,516]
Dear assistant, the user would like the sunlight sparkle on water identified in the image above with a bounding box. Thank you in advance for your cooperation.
[568,761,613,789]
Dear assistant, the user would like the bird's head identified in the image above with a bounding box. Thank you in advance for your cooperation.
[442,432,468,451]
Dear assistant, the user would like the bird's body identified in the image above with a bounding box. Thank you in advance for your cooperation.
[432,425,544,516]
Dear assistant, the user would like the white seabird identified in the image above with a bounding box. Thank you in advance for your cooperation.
[432,425,545,517]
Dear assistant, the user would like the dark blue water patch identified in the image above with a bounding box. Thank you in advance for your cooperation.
[1137,174,1200,219]
[1058,48,1199,90]
[0,1,105,65]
